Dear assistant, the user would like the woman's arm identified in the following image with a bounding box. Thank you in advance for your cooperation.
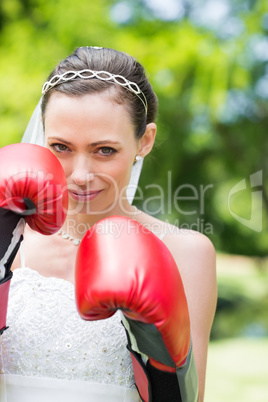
[164,230,217,402]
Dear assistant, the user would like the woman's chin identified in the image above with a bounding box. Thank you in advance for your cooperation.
[67,196,116,216]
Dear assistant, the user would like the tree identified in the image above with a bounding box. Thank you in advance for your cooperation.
[0,0,267,255]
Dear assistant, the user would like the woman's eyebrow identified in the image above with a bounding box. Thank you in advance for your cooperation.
[47,137,72,145]
[47,137,121,147]
[90,140,121,146]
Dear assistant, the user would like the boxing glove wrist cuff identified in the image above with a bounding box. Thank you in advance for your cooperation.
[0,208,25,280]
[127,346,152,402]
[122,316,199,402]
[128,343,183,402]
[0,270,13,335]
[128,342,199,402]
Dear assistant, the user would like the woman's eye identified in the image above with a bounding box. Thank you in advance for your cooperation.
[98,147,117,156]
[50,143,69,152]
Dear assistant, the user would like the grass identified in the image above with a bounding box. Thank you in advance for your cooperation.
[206,338,268,402]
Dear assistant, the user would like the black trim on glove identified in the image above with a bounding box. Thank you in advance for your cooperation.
[0,207,24,276]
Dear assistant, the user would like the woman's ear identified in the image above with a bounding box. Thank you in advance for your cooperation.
[138,123,157,157]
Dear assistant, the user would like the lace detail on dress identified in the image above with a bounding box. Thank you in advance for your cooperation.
[2,268,135,389]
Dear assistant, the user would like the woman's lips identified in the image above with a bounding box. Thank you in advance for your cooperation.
[68,189,103,201]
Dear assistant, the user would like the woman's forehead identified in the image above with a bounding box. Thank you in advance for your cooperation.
[44,92,137,144]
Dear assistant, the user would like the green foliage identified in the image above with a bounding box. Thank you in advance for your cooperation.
[212,266,268,340]
[0,0,267,256]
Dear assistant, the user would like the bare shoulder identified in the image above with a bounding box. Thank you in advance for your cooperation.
[137,211,217,303]
[162,221,218,330]
[161,223,217,301]
[163,223,216,273]
[137,211,216,274]
[138,211,217,308]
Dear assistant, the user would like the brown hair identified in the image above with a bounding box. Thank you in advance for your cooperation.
[41,47,158,138]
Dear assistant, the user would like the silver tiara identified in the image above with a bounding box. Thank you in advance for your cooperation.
[42,69,148,115]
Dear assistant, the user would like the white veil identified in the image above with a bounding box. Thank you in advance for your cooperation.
[21,99,143,204]
[22,99,44,146]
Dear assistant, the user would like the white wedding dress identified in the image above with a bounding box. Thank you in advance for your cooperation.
[0,266,140,402]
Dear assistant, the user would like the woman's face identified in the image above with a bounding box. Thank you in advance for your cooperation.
[44,92,142,216]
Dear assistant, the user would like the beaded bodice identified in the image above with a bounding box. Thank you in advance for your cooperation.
[1,267,135,389]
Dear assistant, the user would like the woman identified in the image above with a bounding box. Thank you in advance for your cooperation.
[2,46,217,401]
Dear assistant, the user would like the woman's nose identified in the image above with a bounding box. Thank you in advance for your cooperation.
[71,155,94,186]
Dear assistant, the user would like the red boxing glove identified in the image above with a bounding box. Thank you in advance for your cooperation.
[75,216,198,402]
[0,143,68,334]
[0,143,68,234]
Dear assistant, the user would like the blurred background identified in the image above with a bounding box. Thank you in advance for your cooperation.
[0,0,267,399]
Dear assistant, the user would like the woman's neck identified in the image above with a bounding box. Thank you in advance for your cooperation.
[61,203,138,240]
